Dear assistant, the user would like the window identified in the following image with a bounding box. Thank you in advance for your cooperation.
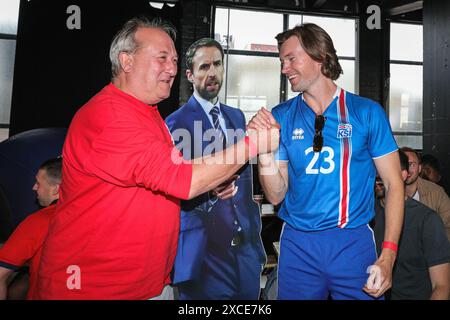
[215,8,283,53]
[389,22,423,149]
[0,0,20,141]
[215,8,283,122]
[221,55,281,122]
[214,7,357,122]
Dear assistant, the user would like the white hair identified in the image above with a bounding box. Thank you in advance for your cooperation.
[109,16,177,78]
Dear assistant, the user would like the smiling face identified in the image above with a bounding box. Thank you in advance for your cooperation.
[119,27,178,105]
[279,35,322,93]
[187,46,224,102]
[404,151,422,185]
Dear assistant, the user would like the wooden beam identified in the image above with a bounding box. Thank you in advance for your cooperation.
[312,0,327,8]
[389,0,423,16]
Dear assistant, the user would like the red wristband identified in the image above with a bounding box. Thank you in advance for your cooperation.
[245,136,258,158]
[382,241,398,253]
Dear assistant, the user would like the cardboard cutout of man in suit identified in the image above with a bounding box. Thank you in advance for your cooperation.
[166,38,266,299]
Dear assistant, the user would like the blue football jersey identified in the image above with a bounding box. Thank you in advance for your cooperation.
[272,88,398,231]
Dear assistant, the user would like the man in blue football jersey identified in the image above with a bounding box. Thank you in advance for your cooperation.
[248,23,404,300]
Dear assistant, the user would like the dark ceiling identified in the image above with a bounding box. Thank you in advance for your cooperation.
[214,0,423,22]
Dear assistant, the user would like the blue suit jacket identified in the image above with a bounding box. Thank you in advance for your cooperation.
[166,96,266,284]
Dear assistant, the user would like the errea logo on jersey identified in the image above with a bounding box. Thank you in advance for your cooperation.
[292,128,304,140]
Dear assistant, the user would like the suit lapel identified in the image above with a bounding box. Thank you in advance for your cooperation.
[221,103,241,145]
[186,96,213,131]
[186,96,217,153]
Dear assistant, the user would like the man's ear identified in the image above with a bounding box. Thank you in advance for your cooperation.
[51,184,60,196]
[186,69,194,83]
[119,52,134,73]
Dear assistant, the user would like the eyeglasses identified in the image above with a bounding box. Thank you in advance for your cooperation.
[313,115,326,152]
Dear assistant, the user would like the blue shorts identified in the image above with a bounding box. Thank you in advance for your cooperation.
[277,223,382,300]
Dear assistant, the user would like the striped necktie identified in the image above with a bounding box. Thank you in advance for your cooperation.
[209,106,227,150]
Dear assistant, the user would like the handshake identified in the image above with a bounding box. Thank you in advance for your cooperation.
[246,108,281,156]
[213,108,280,201]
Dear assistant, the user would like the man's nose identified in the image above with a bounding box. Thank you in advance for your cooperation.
[207,66,218,77]
[281,62,290,74]
[207,71,217,79]
[166,60,177,76]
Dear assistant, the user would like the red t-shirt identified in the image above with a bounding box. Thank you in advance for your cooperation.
[0,205,56,299]
[35,84,192,299]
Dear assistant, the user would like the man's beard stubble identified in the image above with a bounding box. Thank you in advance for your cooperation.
[197,80,222,102]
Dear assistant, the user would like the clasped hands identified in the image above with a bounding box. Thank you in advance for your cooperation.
[212,108,280,200]
[247,107,281,155]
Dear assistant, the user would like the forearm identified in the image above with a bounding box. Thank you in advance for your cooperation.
[367,152,404,298]
[381,178,404,260]
[188,139,250,199]
[430,285,450,300]
[258,153,287,205]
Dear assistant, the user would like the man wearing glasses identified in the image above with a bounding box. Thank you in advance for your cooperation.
[248,23,404,300]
